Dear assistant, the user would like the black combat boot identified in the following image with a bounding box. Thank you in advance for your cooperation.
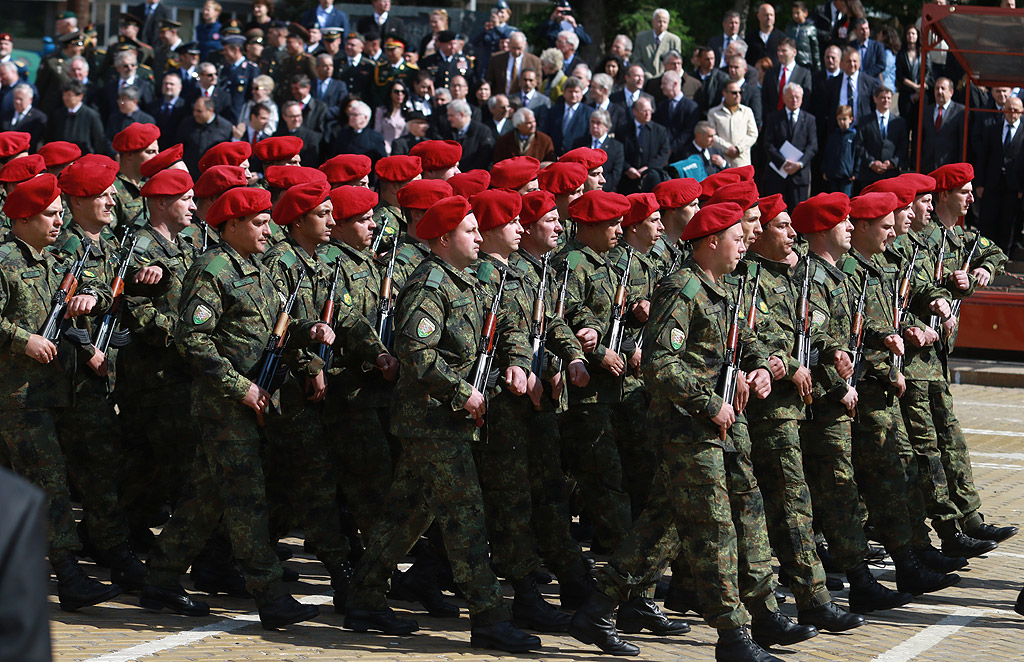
[845,562,913,614]
[663,586,701,615]
[100,543,146,592]
[387,553,460,618]
[940,532,997,559]
[140,584,210,616]
[329,561,354,614]
[616,597,690,635]
[749,611,818,648]
[568,589,639,656]
[511,575,572,632]
[470,619,541,653]
[559,570,595,610]
[344,606,419,634]
[963,515,1018,543]
[258,594,319,630]
[893,549,961,595]
[914,543,968,573]
[716,627,783,662]
[52,554,122,612]
[1015,587,1024,617]
[797,601,865,631]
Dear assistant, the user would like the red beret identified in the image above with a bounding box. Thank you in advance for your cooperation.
[397,179,454,210]
[448,169,491,198]
[37,141,82,168]
[568,190,631,224]
[198,141,252,172]
[538,162,588,195]
[253,135,303,163]
[206,186,272,227]
[331,186,379,220]
[59,154,118,197]
[734,165,755,181]
[700,169,744,201]
[0,131,31,158]
[417,195,472,240]
[757,194,788,223]
[374,155,422,182]
[850,192,899,221]
[471,188,523,232]
[654,178,701,209]
[623,192,659,227]
[707,180,759,210]
[112,122,161,153]
[490,156,540,190]
[140,169,194,198]
[791,192,851,234]
[0,155,45,184]
[265,165,328,189]
[929,163,974,191]
[410,140,462,171]
[3,173,60,220]
[559,147,607,171]
[520,190,557,227]
[320,154,372,185]
[273,180,331,225]
[860,178,915,208]
[194,165,248,198]
[140,144,184,179]
[680,202,744,241]
[898,173,938,198]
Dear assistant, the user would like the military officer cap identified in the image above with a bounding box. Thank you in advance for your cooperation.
[4,173,61,220]
[246,29,265,44]
[0,34,11,43]
[555,0,573,9]
[538,161,587,195]
[320,154,371,186]
[141,144,185,179]
[207,187,272,227]
[384,35,406,50]
[112,123,161,153]
[37,141,82,169]
[623,192,659,227]
[194,165,247,198]
[491,156,540,190]
[403,109,430,124]
[410,140,462,172]
[449,170,491,198]
[417,195,472,240]
[271,20,291,30]
[929,163,973,192]
[560,147,607,172]
[253,136,304,163]
[221,35,246,48]
[896,172,937,199]
[496,0,511,9]
[791,192,851,234]
[57,31,84,46]
[331,186,379,220]
[323,28,343,41]
[0,131,31,159]
[57,10,77,20]
[112,39,144,54]
[140,169,194,197]
[707,180,759,210]
[58,154,118,197]
[757,193,787,224]
[520,190,557,226]
[849,192,899,222]
[436,30,457,43]
[346,31,367,43]
[120,12,142,27]
[160,19,182,31]
[375,155,423,183]
[861,177,915,208]
[568,190,631,224]
[471,188,522,232]
[223,21,243,36]
[287,23,311,43]
[176,42,201,55]
[680,202,744,241]
[272,180,331,225]
[396,179,454,210]
[265,165,327,189]
[83,23,98,37]
[199,142,251,172]
[699,169,744,201]
[0,154,45,184]
[654,177,701,209]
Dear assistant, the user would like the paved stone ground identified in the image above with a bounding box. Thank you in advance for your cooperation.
[50,383,1024,662]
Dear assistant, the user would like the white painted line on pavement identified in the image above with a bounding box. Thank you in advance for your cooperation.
[962,428,1021,438]
[972,463,1024,471]
[955,401,1023,409]
[869,607,987,662]
[971,451,1024,462]
[990,550,1024,559]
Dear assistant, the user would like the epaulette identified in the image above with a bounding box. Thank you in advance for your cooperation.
[56,234,82,256]
[134,235,152,253]
[811,262,826,284]
[840,256,857,275]
[425,267,444,290]
[680,277,700,300]
[396,243,417,265]
[276,249,297,269]
[567,250,583,271]
[321,244,342,264]
[0,243,15,263]
[204,254,228,276]
[650,240,666,259]
[476,260,495,283]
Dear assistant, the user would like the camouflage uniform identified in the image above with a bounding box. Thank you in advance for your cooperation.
[371,201,404,256]
[113,174,146,233]
[273,52,316,104]
[179,219,220,252]
[0,236,112,556]
[347,254,509,625]
[391,233,430,292]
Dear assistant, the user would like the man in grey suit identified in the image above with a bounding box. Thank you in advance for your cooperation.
[633,9,683,79]
[920,77,965,173]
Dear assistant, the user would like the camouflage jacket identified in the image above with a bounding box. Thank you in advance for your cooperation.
[843,248,906,391]
[179,219,220,253]
[372,201,405,255]
[651,235,690,283]
[391,233,431,293]
[113,174,146,234]
[607,243,658,396]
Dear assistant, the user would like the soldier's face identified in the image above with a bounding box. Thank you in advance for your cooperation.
[446,214,482,267]
[715,223,747,274]
[486,218,523,254]
[75,187,116,226]
[854,213,895,254]
[297,199,335,245]
[585,166,605,192]
[751,212,794,260]
[333,209,375,248]
[911,195,932,231]
[163,190,196,231]
[740,207,762,247]
[19,197,65,249]
[596,219,622,251]
[947,183,973,217]
[894,205,912,236]
[826,217,854,251]
[520,178,539,194]
[231,211,273,254]
[248,42,264,59]
[635,212,664,248]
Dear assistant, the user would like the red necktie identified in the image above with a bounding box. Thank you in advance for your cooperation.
[204,89,210,98]
[777,68,787,110]
[935,106,943,131]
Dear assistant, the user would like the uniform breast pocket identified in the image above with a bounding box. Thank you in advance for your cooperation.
[448,297,478,352]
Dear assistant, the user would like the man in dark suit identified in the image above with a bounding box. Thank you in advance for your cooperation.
[131,0,172,49]
[824,47,878,129]
[301,0,349,35]
[544,78,593,155]
[644,50,702,104]
[287,74,329,136]
[761,83,819,211]
[176,96,234,177]
[440,98,495,171]
[45,80,106,155]
[105,86,156,146]
[847,18,885,79]
[812,0,847,53]
[977,96,1024,252]
[485,94,514,141]
[328,99,384,167]
[620,94,670,193]
[692,46,730,113]
[609,65,647,115]
[763,38,814,115]
[746,2,787,69]
[515,68,551,122]
[312,54,347,129]
[337,33,374,100]
[147,71,188,148]
[920,77,966,173]
[356,0,407,50]
[0,84,47,151]
[855,86,907,189]
[677,120,727,177]
[486,31,542,96]
[653,71,700,162]
[588,73,627,136]
[571,108,624,192]
[102,50,155,118]
[708,10,743,69]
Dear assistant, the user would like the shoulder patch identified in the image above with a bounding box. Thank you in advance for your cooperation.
[651,241,666,258]
[134,235,152,253]
[204,254,228,277]
[811,264,826,284]
[680,277,700,300]
[321,244,342,263]
[396,243,416,265]
[745,261,758,277]
[840,256,858,275]
[0,243,14,262]
[476,260,496,283]
[567,251,583,271]
[425,267,445,290]
[278,250,297,269]
[59,234,82,255]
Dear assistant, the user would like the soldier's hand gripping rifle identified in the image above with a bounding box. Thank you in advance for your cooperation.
[40,239,92,346]
[949,234,980,320]
[67,232,141,352]
[928,225,949,333]
[795,261,813,405]
[470,270,507,426]
[316,259,341,368]
[376,239,399,348]
[607,247,634,356]
[529,253,550,379]
[252,272,304,424]
[715,273,747,441]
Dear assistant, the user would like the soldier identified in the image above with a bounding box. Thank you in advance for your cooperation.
[410,139,462,180]
[245,29,265,66]
[151,20,184,82]
[320,153,372,188]
[421,30,477,91]
[172,42,201,98]
[449,169,490,198]
[561,147,607,193]
[372,154,422,254]
[651,177,702,278]
[197,141,253,178]
[371,35,417,107]
[550,189,634,553]
[113,13,154,67]
[491,156,541,194]
[274,24,316,105]
[37,141,82,176]
[111,123,161,233]
[391,179,452,292]
[218,35,259,124]
[537,161,587,243]
[188,161,248,252]
[140,185,334,628]
[569,202,815,660]
[0,156,46,238]
[337,32,374,101]
[344,195,541,654]
[0,174,121,611]
[36,31,86,114]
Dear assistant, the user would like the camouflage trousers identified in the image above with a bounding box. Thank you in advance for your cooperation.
[347,433,509,624]
[1,408,80,556]
[749,419,830,610]
[850,384,914,555]
[613,388,657,518]
[146,406,286,606]
[894,406,934,548]
[598,419,778,630]
[558,402,632,550]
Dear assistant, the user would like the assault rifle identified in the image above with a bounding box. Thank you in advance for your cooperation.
[316,259,341,367]
[471,269,507,403]
[253,272,304,423]
[376,240,399,348]
[847,277,868,389]
[928,225,949,333]
[715,272,746,441]
[529,253,550,378]
[795,260,813,405]
[67,232,140,353]
[891,247,919,375]
[40,239,92,346]
[949,234,980,320]
[607,247,633,355]
[550,264,570,373]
